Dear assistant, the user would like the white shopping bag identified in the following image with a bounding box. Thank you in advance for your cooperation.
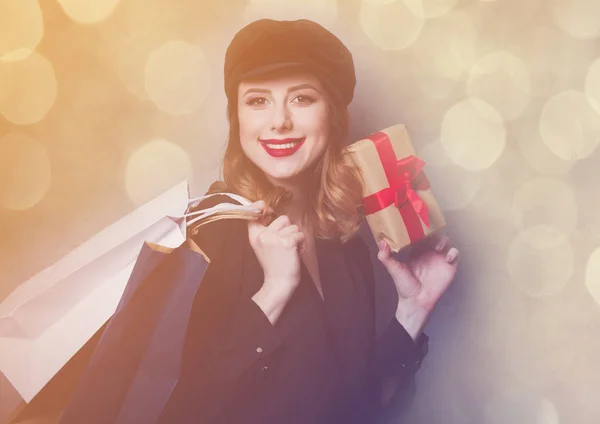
[0,180,256,403]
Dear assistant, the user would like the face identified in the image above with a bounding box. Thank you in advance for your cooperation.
[237,72,330,185]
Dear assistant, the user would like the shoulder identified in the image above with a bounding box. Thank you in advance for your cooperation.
[187,186,248,262]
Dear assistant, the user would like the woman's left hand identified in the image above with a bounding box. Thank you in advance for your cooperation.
[377,235,459,340]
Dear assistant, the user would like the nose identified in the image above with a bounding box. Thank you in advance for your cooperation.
[270,102,293,133]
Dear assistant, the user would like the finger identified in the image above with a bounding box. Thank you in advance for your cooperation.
[268,215,292,232]
[249,200,265,211]
[377,239,392,264]
[284,232,305,250]
[434,236,452,254]
[247,218,267,241]
[377,241,420,298]
[446,247,459,264]
[277,224,300,236]
[408,233,449,260]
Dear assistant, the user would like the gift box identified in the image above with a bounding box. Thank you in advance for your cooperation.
[346,124,445,252]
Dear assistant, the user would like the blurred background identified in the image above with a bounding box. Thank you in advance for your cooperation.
[1,0,600,423]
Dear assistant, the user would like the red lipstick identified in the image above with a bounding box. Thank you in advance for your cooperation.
[260,137,305,158]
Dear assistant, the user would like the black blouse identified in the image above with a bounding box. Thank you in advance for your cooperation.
[157,194,428,424]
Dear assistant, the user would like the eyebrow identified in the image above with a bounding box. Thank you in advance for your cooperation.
[243,83,320,96]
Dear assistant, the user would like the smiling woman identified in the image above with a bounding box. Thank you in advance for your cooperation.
[238,76,329,175]
[143,19,425,424]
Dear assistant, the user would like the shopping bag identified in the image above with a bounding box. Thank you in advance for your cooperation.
[58,191,258,424]
[0,179,258,404]
[0,181,191,403]
[2,324,106,424]
[58,240,208,424]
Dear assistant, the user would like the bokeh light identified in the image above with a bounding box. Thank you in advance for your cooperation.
[505,308,594,393]
[244,0,338,27]
[466,145,533,224]
[539,90,600,161]
[57,0,121,24]
[516,118,576,176]
[585,247,600,306]
[2,1,600,422]
[482,388,560,424]
[538,398,561,424]
[410,9,477,99]
[402,0,457,19]
[584,57,600,113]
[440,98,506,171]
[419,140,481,210]
[125,139,193,206]
[511,177,578,247]
[144,40,211,116]
[0,51,57,124]
[0,132,51,211]
[359,0,424,51]
[0,0,43,61]
[507,226,574,297]
[467,169,514,223]
[113,35,155,101]
[467,50,532,121]
[552,0,600,40]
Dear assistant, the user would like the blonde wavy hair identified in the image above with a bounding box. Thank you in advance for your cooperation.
[206,80,364,243]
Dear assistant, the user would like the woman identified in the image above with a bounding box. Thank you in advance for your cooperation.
[158,19,459,424]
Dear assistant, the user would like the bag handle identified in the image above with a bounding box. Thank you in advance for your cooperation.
[181,192,261,230]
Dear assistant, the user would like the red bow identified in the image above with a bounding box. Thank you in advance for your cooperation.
[362,132,431,242]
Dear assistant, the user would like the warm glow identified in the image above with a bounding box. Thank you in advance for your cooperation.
[440,98,506,171]
[0,0,43,61]
[539,90,600,161]
[0,52,57,124]
[144,40,211,115]
[467,50,532,121]
[0,132,51,211]
[125,139,193,206]
[58,0,121,24]
[359,0,424,51]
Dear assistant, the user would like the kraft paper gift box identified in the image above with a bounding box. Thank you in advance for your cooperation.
[346,124,446,252]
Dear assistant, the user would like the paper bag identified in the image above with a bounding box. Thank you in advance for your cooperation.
[59,239,210,424]
[0,179,260,405]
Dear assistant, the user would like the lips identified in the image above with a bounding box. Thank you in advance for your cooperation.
[260,137,305,158]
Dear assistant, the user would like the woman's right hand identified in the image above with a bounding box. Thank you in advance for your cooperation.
[247,201,305,300]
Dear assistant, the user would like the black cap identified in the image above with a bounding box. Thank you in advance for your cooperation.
[224,19,356,106]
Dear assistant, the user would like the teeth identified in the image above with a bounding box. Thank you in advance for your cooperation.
[265,142,298,149]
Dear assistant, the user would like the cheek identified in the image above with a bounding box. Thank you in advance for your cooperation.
[237,110,262,141]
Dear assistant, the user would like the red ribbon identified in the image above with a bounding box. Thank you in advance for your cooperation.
[362,131,431,242]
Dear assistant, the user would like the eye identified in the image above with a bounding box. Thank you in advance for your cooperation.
[246,97,268,106]
[293,95,316,105]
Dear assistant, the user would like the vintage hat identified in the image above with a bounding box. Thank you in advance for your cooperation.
[224,19,356,106]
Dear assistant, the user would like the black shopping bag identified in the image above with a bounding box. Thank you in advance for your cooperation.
[59,239,210,424]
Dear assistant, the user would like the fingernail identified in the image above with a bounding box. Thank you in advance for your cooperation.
[378,240,385,250]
